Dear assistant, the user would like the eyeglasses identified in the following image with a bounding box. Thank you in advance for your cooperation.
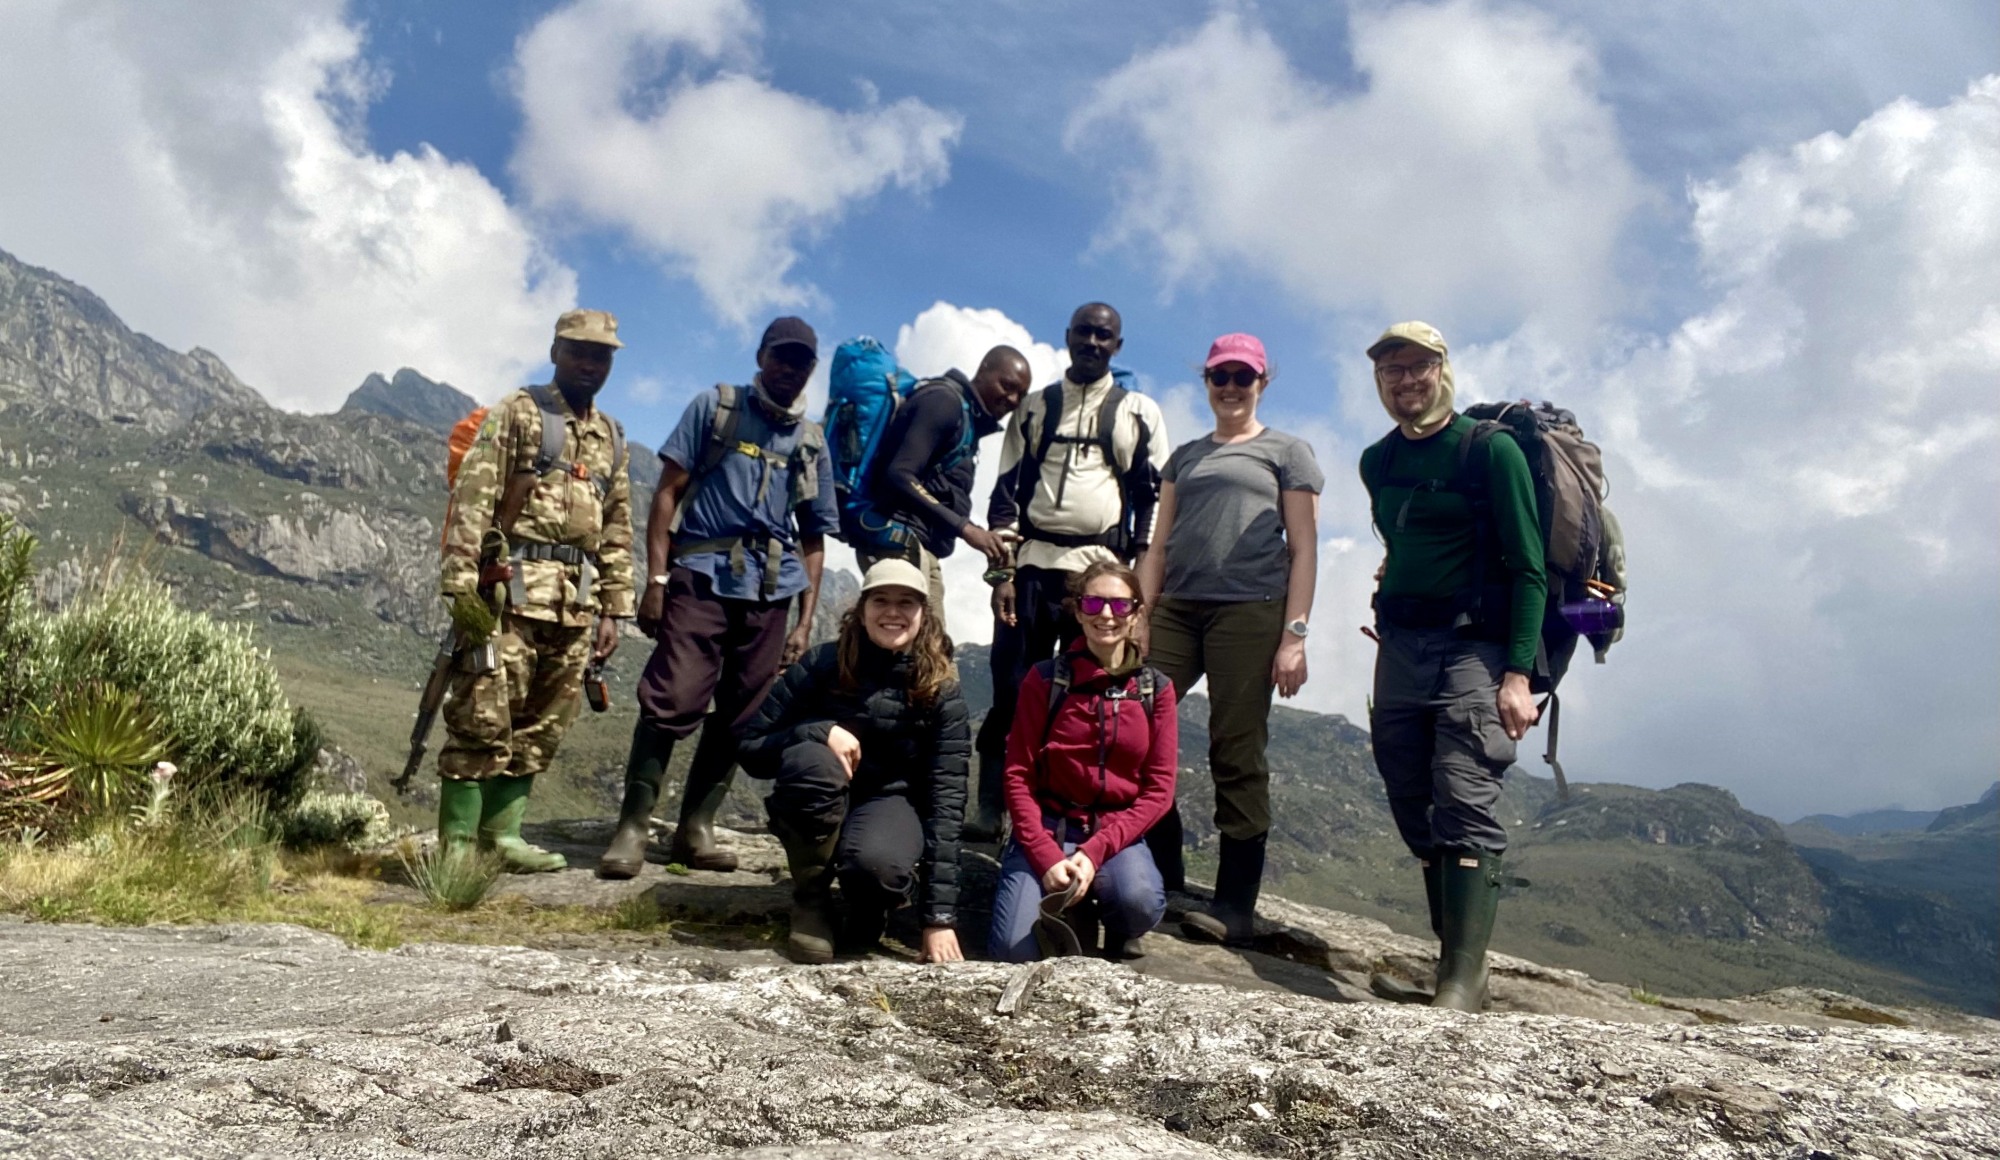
[1374,359,1441,383]
[1078,595,1139,618]
[1205,368,1262,388]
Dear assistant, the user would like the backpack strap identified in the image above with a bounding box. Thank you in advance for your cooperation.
[668,384,743,535]
[523,383,622,503]
[1015,383,1140,555]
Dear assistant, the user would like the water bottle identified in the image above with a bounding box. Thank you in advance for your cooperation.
[1560,597,1623,636]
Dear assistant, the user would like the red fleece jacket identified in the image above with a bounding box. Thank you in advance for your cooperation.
[1003,649,1178,878]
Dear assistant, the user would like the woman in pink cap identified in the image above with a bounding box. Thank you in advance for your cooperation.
[1137,333,1323,944]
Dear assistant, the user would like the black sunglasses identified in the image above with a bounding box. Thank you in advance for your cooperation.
[1205,368,1261,388]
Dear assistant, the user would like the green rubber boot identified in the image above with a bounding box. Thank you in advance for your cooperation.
[437,778,483,853]
[1369,853,1444,1004]
[478,774,568,873]
[771,815,839,964]
[598,721,670,880]
[1432,848,1501,1012]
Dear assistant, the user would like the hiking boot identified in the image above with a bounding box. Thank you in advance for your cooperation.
[1147,803,1187,894]
[598,722,669,880]
[666,748,739,872]
[436,777,483,853]
[477,775,567,873]
[961,749,1006,843]
[1106,933,1148,961]
[772,816,839,964]
[1432,848,1501,1013]
[1179,832,1265,945]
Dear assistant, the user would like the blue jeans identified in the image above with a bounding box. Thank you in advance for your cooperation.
[988,819,1167,963]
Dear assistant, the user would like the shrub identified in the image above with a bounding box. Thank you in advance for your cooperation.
[282,790,394,852]
[16,576,318,809]
[28,683,168,815]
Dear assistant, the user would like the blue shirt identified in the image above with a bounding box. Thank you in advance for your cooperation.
[659,386,838,602]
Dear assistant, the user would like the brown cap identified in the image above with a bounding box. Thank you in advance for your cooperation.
[1366,320,1447,361]
[554,309,623,349]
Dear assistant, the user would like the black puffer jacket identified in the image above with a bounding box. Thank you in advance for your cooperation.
[738,640,970,926]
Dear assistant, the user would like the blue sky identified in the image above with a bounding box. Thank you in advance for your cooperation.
[1,0,1995,817]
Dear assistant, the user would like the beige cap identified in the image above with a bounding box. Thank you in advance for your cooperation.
[1366,320,1447,361]
[860,558,929,602]
[554,308,623,349]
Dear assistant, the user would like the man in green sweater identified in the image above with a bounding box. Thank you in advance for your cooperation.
[1359,320,1546,1012]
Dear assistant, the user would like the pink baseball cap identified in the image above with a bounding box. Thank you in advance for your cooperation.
[1204,333,1267,375]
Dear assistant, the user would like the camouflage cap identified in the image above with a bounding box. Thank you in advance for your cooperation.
[554,309,623,349]
[1366,320,1447,361]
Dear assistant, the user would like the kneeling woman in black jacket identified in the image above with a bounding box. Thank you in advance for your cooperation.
[739,559,969,964]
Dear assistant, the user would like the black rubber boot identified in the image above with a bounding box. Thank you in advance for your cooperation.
[1180,832,1265,945]
[1432,848,1502,1012]
[597,721,670,880]
[962,747,1006,842]
[1370,852,1443,1004]
[771,815,839,964]
[1147,803,1187,894]
[667,723,740,872]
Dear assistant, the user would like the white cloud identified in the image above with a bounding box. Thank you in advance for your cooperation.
[1455,78,2000,815]
[1069,2,1644,334]
[511,0,963,327]
[0,0,574,411]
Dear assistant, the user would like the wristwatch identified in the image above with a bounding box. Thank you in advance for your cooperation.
[1285,618,1310,640]
[648,574,672,587]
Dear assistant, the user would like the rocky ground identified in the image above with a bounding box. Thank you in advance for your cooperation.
[2,822,1994,1159]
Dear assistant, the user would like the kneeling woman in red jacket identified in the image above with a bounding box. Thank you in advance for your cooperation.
[989,560,1177,961]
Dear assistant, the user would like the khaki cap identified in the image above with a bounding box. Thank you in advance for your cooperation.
[1367,320,1447,360]
[860,558,929,603]
[554,309,623,349]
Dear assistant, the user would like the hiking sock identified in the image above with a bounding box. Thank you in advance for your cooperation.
[478,775,567,873]
[597,720,671,880]
[770,815,839,964]
[1432,848,1502,1012]
[436,778,483,852]
[668,734,740,873]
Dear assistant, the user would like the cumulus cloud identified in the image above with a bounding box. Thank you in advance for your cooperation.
[1069,2,1644,334]
[0,0,574,411]
[1453,78,2000,815]
[511,0,963,327]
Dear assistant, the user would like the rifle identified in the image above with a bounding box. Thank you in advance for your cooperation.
[396,529,507,797]
[393,627,457,798]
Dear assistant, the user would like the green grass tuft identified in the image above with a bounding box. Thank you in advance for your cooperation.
[401,841,503,912]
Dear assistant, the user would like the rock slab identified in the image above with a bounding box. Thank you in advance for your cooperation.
[1,921,1994,1159]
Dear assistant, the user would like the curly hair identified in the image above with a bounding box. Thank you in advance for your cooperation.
[836,587,956,709]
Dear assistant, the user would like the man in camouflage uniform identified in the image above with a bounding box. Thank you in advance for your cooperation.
[437,309,636,872]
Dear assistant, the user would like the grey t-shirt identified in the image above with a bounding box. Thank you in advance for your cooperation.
[1161,428,1324,602]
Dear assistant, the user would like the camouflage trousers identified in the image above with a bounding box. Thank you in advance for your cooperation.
[438,616,592,782]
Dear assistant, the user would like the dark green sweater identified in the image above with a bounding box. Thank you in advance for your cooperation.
[1359,414,1547,673]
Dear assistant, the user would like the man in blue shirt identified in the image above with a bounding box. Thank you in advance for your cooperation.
[597,316,840,878]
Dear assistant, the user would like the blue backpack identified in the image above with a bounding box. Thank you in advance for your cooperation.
[823,336,977,554]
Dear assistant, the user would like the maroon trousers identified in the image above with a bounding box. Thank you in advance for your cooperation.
[637,567,791,787]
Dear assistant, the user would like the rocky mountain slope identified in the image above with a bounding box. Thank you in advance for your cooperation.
[1,243,1991,1017]
[0,919,1993,1159]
